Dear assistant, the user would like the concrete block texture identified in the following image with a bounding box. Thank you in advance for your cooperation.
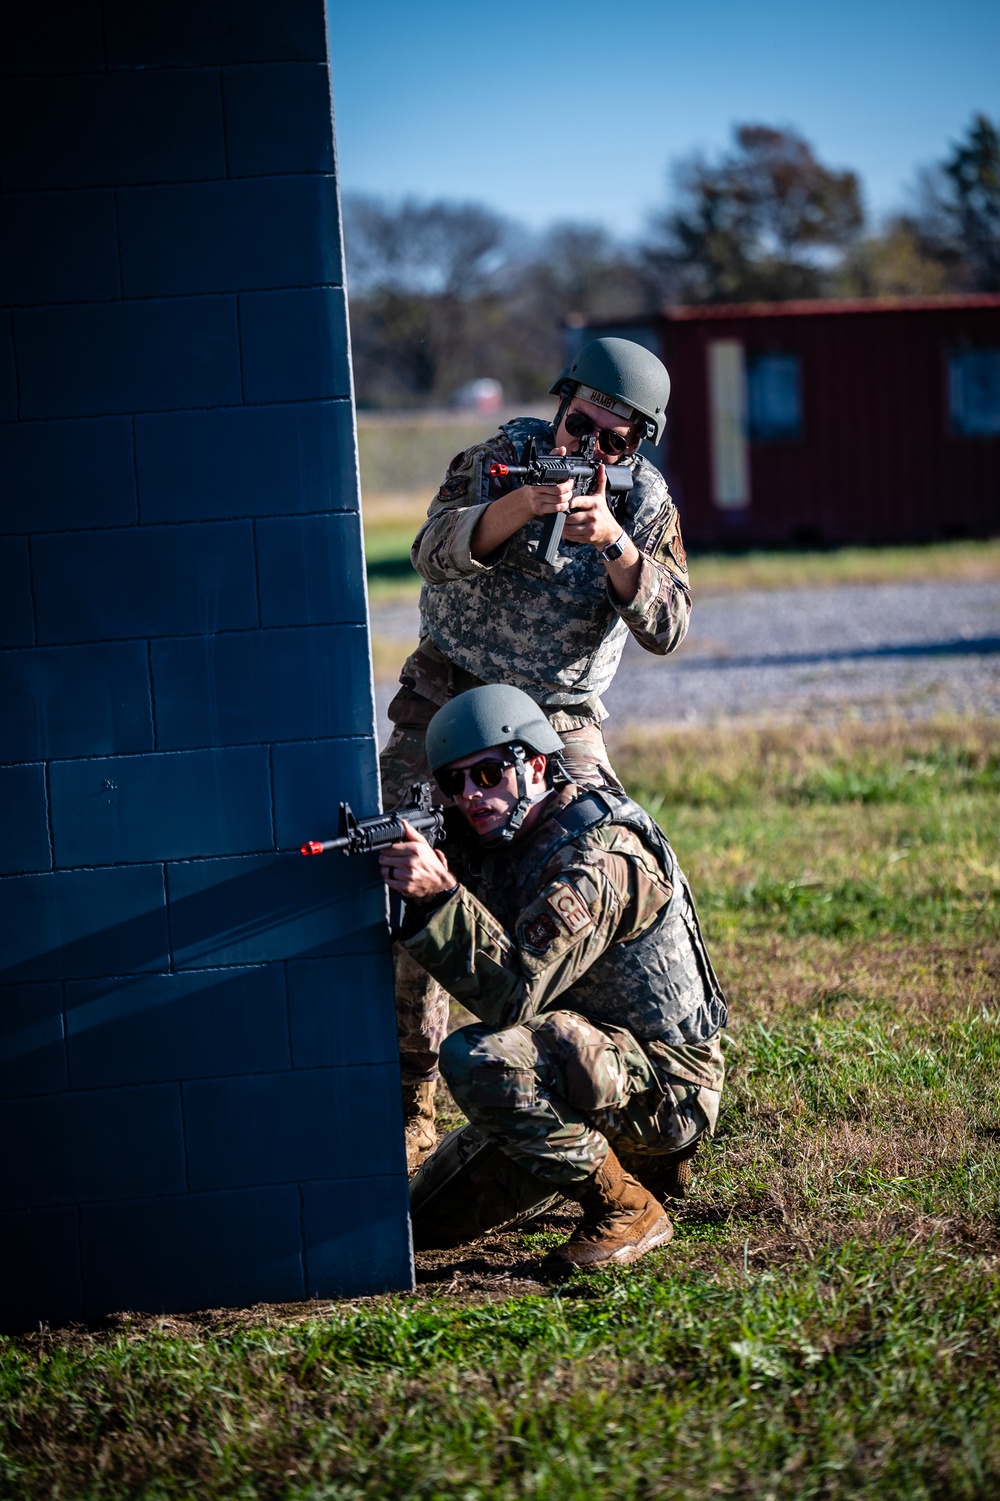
[165,850,387,969]
[0,764,50,875]
[183,1063,406,1191]
[271,737,381,853]
[0,418,137,533]
[33,522,258,644]
[15,298,242,419]
[223,64,335,176]
[104,0,327,69]
[0,642,153,764]
[239,288,354,403]
[81,1187,306,1319]
[0,191,120,306]
[6,1,104,74]
[151,625,374,748]
[0,72,226,191]
[0,1083,186,1209]
[135,401,361,523]
[0,982,66,1097]
[1,0,411,1322]
[287,954,398,1069]
[0,537,34,647]
[303,1177,413,1300]
[256,513,365,627]
[118,177,342,297]
[0,865,169,985]
[0,321,16,421]
[50,747,273,866]
[66,966,290,1088]
[0,1207,84,1334]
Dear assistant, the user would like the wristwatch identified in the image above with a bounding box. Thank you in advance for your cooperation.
[598,532,627,563]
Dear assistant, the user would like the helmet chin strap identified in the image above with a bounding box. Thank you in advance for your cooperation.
[552,388,573,442]
[491,745,549,844]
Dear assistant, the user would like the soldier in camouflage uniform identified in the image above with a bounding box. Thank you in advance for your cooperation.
[380,686,726,1273]
[382,339,692,1170]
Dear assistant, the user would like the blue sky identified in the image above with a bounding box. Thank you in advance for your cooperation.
[330,0,999,240]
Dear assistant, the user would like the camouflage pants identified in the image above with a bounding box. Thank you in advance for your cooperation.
[380,686,624,1086]
[440,1010,719,1188]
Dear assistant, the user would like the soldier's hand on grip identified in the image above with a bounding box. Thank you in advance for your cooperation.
[379,820,457,901]
[512,446,574,519]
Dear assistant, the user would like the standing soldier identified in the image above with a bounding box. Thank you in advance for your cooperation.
[381,338,690,1168]
[379,686,726,1272]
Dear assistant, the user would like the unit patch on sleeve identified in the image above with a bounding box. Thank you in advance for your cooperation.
[546,881,594,937]
[521,912,560,953]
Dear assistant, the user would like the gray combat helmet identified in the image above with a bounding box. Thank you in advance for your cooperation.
[426,685,563,773]
[549,336,670,443]
[426,686,564,842]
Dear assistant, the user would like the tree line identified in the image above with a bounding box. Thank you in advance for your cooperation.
[344,113,1000,409]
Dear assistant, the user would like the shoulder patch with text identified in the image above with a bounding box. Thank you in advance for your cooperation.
[546,881,594,937]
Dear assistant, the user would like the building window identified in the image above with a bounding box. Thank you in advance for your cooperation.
[949,349,1000,436]
[747,354,802,440]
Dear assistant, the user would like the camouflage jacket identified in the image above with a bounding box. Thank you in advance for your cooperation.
[402,785,726,1092]
[409,416,691,708]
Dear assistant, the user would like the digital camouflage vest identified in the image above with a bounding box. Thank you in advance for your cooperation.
[415,417,677,707]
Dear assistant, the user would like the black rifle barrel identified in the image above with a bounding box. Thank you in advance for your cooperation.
[300,803,444,857]
[489,459,594,480]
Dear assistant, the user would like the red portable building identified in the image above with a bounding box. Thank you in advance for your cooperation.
[588,296,1000,547]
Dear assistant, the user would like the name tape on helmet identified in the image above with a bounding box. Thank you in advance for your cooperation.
[578,387,637,422]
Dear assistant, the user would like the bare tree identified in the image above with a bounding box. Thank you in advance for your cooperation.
[343,197,655,406]
[343,195,520,405]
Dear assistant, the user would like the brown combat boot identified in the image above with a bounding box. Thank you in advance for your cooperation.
[402,1080,437,1173]
[542,1147,673,1275]
[618,1139,701,1201]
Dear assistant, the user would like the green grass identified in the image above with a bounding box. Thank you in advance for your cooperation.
[4,1243,1000,1497]
[356,408,1000,601]
[3,719,999,1498]
[360,486,1000,604]
[614,720,1000,946]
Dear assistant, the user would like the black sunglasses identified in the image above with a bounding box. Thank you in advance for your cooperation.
[565,409,637,456]
[435,757,514,797]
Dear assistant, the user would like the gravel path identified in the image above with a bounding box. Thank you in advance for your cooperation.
[371,579,1000,734]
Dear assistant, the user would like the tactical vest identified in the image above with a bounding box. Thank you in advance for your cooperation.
[418,418,670,707]
[519,789,727,1047]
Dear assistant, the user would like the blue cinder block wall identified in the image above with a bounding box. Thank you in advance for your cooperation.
[0,0,413,1329]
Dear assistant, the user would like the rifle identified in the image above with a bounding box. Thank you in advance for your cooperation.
[300,782,446,857]
[488,433,633,565]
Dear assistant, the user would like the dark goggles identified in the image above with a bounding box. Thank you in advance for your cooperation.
[565,408,637,456]
[435,757,514,797]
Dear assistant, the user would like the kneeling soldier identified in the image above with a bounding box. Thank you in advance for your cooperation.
[379,685,727,1273]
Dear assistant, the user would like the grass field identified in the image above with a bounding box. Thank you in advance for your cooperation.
[2,718,998,1498]
[362,485,1000,605]
[357,409,1000,602]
